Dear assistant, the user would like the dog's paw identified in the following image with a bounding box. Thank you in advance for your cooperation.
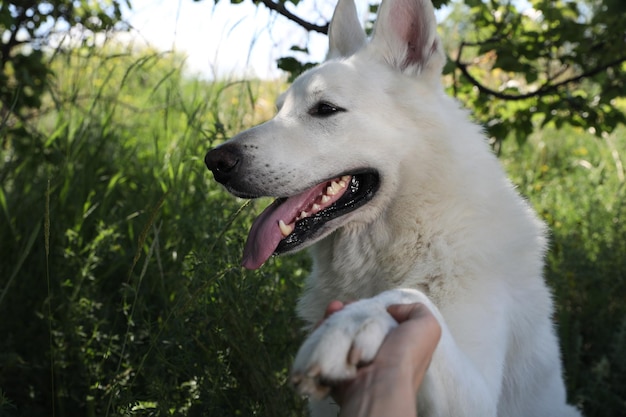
[290,299,398,399]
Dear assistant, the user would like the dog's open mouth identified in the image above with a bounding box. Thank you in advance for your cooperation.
[242,172,379,269]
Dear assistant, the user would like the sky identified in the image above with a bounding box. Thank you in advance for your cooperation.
[123,0,352,79]
[121,0,465,80]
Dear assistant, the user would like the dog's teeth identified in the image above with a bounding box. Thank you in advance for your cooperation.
[278,220,294,237]
[329,181,342,195]
[300,211,308,219]
[321,195,331,204]
[326,179,348,196]
[312,203,321,213]
[341,175,351,183]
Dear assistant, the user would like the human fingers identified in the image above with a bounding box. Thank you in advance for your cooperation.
[313,300,347,330]
[325,300,346,318]
[381,303,442,380]
[386,303,433,324]
[330,303,437,406]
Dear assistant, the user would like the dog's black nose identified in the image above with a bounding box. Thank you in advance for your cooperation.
[205,144,242,185]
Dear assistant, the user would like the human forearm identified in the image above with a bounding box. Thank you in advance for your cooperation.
[338,365,419,417]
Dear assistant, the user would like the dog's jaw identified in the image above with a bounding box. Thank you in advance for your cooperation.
[241,172,380,269]
[242,175,352,269]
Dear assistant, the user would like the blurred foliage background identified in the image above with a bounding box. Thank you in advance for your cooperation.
[1,0,625,416]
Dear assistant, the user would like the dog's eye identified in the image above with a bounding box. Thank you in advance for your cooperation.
[310,102,345,117]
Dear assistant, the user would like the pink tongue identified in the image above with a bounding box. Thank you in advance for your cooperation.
[242,182,329,270]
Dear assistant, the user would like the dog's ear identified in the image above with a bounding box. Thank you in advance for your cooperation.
[369,0,445,77]
[327,0,366,59]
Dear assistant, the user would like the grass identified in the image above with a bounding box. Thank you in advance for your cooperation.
[501,126,626,413]
[0,42,624,416]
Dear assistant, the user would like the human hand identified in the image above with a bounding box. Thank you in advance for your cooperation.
[324,301,441,417]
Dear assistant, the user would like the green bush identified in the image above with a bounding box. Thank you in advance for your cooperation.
[501,126,626,413]
[0,43,307,416]
[0,42,624,416]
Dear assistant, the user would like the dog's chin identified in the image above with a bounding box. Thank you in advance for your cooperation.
[240,171,380,269]
[224,187,263,200]
[275,172,380,255]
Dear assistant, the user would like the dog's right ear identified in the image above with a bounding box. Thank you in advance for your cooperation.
[369,0,445,78]
[327,0,366,60]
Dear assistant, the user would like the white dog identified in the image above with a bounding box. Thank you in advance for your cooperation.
[205,0,582,415]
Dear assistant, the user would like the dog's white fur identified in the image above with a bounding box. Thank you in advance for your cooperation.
[211,0,582,415]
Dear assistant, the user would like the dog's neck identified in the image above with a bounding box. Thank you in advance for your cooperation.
[297,205,452,324]
[296,166,540,326]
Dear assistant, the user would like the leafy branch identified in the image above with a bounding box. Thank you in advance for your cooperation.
[455,40,626,101]
[256,0,329,33]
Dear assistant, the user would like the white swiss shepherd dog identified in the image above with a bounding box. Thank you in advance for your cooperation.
[204,0,582,415]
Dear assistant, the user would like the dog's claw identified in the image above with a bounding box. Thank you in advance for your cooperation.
[296,376,332,399]
[348,346,362,366]
[306,364,322,379]
[291,373,302,387]
[291,364,337,399]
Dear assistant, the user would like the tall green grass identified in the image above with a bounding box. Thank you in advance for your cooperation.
[0,42,624,416]
[0,43,307,416]
[501,127,626,413]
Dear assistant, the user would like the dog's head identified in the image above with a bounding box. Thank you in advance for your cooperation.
[205,0,446,269]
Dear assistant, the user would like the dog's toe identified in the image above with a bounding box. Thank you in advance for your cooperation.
[292,364,335,399]
[290,299,401,399]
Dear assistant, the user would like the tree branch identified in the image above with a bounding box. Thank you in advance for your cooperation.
[455,41,626,101]
[257,0,328,34]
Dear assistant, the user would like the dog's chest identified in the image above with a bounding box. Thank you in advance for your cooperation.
[298,230,456,324]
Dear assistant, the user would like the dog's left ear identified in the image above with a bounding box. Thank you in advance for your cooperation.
[327,0,367,60]
[369,0,445,77]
